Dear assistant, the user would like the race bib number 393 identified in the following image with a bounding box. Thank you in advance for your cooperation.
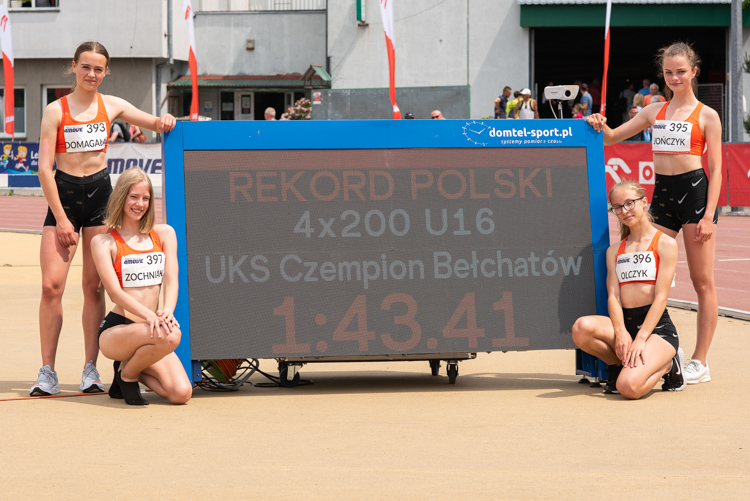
[651,120,692,154]
[63,122,109,153]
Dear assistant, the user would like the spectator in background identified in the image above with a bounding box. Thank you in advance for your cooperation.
[505,90,522,119]
[494,86,512,119]
[633,93,645,112]
[108,121,129,143]
[572,103,584,119]
[580,83,593,117]
[638,79,652,97]
[264,107,277,120]
[619,79,636,122]
[644,83,664,106]
[431,110,445,119]
[623,107,645,142]
[404,112,415,119]
[510,88,539,119]
[129,124,146,143]
[590,79,602,114]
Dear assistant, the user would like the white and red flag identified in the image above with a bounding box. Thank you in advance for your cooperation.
[183,0,199,121]
[378,0,401,119]
[600,0,612,117]
[0,5,14,137]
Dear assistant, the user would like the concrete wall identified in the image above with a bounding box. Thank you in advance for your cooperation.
[11,58,155,142]
[193,11,327,75]
[8,0,188,60]
[327,0,529,119]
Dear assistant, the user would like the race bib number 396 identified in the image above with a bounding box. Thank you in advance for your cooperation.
[63,122,108,153]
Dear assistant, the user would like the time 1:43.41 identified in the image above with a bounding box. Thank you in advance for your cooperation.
[271,292,529,354]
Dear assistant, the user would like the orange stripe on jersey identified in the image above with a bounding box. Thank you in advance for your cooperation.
[55,93,110,154]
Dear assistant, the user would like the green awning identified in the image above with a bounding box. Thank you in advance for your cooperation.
[519,1,750,27]
[169,75,306,91]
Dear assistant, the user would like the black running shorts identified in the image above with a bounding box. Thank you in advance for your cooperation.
[98,311,134,339]
[43,168,113,232]
[622,304,679,352]
[651,168,718,232]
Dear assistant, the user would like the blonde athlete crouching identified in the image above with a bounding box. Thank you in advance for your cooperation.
[92,169,192,405]
[572,181,686,399]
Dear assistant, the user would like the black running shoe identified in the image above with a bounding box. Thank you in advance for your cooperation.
[603,365,622,394]
[662,347,686,392]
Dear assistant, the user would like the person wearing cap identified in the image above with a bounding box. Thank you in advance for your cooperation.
[404,112,415,119]
[511,88,539,119]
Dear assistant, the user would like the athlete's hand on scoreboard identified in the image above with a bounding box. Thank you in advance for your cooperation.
[585,113,607,132]
[158,113,176,133]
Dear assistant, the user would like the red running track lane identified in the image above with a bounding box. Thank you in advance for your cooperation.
[608,213,750,313]
[1,196,747,311]
[0,196,163,232]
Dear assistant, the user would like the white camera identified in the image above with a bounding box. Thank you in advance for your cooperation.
[544,85,579,101]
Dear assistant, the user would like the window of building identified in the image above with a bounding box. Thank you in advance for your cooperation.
[43,86,72,109]
[9,0,59,9]
[0,88,26,138]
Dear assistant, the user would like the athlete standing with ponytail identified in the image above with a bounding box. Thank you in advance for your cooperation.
[31,41,175,396]
[585,42,721,385]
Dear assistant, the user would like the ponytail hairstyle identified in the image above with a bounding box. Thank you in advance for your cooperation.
[656,41,701,100]
[64,41,110,90]
[609,180,653,240]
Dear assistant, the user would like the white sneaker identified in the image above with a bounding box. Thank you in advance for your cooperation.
[80,361,104,393]
[684,359,711,384]
[30,365,60,396]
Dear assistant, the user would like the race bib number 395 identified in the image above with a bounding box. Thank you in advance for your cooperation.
[651,120,692,154]
[63,122,108,153]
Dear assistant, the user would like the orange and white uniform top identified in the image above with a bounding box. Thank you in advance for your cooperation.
[55,93,110,154]
[615,231,664,286]
[651,101,705,156]
[111,229,165,288]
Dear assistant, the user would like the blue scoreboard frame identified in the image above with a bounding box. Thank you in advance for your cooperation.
[163,119,610,382]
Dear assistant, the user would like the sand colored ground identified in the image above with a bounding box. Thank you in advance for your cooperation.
[1,232,748,500]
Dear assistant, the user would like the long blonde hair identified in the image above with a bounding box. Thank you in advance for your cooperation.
[103,168,156,233]
[610,180,653,240]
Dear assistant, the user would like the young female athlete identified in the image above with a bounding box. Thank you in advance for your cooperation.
[31,41,176,396]
[91,168,192,405]
[573,181,685,399]
[585,42,721,385]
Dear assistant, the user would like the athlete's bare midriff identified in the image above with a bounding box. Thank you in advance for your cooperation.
[653,151,703,176]
[112,285,161,323]
[54,150,108,177]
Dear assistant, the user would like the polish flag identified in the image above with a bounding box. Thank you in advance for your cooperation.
[600,0,612,117]
[183,0,199,121]
[379,0,401,119]
[0,5,14,137]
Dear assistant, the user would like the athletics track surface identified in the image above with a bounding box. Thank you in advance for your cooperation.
[2,195,747,313]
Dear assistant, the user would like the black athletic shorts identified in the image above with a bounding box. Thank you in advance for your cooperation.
[622,304,679,352]
[651,168,718,232]
[98,311,134,339]
[43,168,113,232]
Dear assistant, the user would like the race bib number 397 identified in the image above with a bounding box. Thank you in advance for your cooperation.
[63,122,108,153]
[121,252,165,288]
[651,120,692,154]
